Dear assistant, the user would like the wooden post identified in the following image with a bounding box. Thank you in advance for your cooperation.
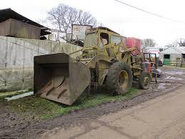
[155,71,157,84]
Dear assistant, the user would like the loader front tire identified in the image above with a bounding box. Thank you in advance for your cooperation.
[106,62,133,95]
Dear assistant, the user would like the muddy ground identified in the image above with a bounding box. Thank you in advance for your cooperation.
[0,66,185,139]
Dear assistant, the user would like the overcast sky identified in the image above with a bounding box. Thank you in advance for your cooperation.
[1,0,185,46]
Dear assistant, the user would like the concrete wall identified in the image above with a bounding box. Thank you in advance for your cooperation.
[0,36,81,91]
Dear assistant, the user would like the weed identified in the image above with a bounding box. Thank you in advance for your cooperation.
[0,90,30,99]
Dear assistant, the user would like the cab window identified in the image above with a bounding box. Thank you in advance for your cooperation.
[100,33,109,47]
[111,35,121,45]
[84,33,98,47]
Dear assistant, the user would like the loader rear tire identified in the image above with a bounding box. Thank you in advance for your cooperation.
[139,71,151,89]
[106,62,133,95]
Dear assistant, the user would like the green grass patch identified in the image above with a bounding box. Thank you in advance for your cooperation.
[163,65,185,69]
[0,89,31,99]
[9,96,61,120]
[3,87,138,120]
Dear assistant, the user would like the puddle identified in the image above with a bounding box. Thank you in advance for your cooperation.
[157,82,173,90]
[163,71,184,76]
[165,76,183,81]
[157,83,167,89]
[5,92,34,101]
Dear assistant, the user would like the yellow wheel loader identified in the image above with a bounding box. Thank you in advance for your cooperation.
[34,27,151,105]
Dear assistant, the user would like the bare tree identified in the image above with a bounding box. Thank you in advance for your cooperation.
[165,43,175,48]
[141,39,156,52]
[176,38,185,46]
[142,39,156,47]
[48,4,97,39]
[165,39,185,48]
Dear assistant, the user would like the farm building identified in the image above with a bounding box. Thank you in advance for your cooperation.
[0,8,50,39]
[159,47,185,66]
[143,47,163,57]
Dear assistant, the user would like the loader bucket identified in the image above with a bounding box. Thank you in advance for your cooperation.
[34,53,91,105]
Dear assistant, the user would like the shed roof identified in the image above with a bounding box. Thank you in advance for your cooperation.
[0,8,50,36]
[160,47,185,54]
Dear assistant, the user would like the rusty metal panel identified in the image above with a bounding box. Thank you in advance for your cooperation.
[0,19,11,36]
[0,19,41,39]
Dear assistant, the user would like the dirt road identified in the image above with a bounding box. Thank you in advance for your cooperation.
[41,85,185,139]
[0,67,185,139]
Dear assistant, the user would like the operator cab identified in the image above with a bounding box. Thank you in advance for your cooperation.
[83,27,125,58]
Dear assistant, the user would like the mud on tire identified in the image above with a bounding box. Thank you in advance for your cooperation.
[139,71,151,89]
[106,61,133,95]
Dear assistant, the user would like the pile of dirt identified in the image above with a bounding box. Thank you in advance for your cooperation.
[0,67,185,139]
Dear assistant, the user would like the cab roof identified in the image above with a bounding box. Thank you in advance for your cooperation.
[87,26,120,35]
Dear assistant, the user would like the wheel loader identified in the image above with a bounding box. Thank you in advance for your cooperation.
[34,27,151,105]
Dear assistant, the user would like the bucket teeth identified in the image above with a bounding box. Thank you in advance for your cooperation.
[40,77,69,101]
[37,81,53,95]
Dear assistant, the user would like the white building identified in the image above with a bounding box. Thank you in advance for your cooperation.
[47,29,66,42]
[144,47,163,57]
[159,47,185,66]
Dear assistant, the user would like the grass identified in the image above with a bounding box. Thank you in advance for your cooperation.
[1,87,138,120]
[163,65,185,69]
[9,96,61,119]
[0,89,32,99]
